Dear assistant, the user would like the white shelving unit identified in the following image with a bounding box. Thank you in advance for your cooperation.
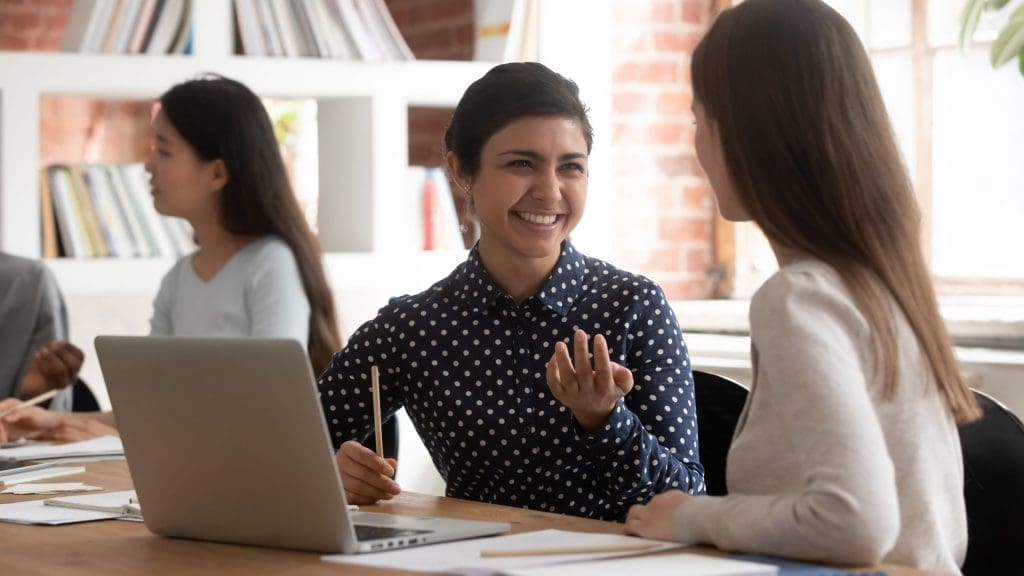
[0,0,492,291]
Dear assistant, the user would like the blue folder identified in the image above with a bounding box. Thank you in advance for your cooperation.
[736,554,886,576]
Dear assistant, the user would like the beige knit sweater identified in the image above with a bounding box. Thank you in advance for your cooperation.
[675,260,966,574]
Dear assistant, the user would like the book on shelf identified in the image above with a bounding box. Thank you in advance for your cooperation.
[39,169,60,259]
[42,163,195,260]
[61,0,193,55]
[473,0,539,62]
[232,0,413,61]
[393,167,466,252]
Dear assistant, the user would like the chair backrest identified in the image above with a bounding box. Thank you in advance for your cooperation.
[959,389,1024,576]
[693,370,749,497]
[71,378,101,412]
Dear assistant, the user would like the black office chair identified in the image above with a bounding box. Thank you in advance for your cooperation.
[958,389,1024,576]
[692,369,749,496]
[71,378,101,412]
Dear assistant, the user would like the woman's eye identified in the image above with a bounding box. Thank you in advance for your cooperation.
[508,159,532,169]
[561,162,585,173]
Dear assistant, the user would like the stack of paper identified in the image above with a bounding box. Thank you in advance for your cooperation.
[2,482,102,495]
[0,500,124,525]
[0,436,123,463]
[504,553,779,576]
[0,466,86,487]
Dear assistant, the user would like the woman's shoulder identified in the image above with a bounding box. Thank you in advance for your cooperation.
[242,235,295,262]
[379,271,460,319]
[754,259,846,303]
[750,258,866,335]
[576,251,666,297]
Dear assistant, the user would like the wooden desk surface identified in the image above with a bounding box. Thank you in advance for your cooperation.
[0,461,932,575]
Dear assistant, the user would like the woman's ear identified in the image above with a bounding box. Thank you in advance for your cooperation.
[209,158,229,193]
[444,151,470,192]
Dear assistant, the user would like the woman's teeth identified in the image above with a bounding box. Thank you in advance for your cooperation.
[516,212,558,225]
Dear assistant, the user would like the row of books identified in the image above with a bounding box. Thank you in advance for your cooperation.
[41,164,195,259]
[62,0,194,55]
[234,0,414,60]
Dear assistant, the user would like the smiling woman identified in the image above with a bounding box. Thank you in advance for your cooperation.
[316,62,705,522]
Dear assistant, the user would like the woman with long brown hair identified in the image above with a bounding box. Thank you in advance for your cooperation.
[625,1,978,573]
[145,75,339,374]
[2,76,340,440]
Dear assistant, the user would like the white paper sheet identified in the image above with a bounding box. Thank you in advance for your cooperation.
[2,482,102,495]
[0,465,86,486]
[322,529,680,574]
[0,436,123,461]
[503,552,779,576]
[0,499,123,525]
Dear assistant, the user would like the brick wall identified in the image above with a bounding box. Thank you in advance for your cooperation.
[610,0,715,299]
[0,0,72,50]
[384,0,472,167]
[0,0,150,166]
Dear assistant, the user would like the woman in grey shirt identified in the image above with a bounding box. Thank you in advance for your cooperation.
[2,76,340,439]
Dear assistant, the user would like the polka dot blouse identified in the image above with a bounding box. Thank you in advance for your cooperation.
[318,241,705,521]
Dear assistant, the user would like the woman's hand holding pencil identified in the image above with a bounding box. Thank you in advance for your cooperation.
[332,366,400,505]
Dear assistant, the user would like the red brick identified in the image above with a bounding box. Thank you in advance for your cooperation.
[656,153,702,178]
[613,121,685,147]
[0,33,29,49]
[683,185,712,211]
[613,0,679,24]
[685,247,711,271]
[682,1,707,25]
[613,60,680,84]
[656,90,692,116]
[659,217,711,243]
[649,246,681,270]
[652,30,696,53]
[654,182,684,212]
[613,91,651,115]
[657,278,712,299]
[8,12,41,29]
[615,31,654,54]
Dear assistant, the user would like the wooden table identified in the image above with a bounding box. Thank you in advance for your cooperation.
[0,461,932,575]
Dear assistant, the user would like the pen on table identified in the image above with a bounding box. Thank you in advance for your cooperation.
[479,542,660,558]
[0,389,59,419]
[371,366,384,459]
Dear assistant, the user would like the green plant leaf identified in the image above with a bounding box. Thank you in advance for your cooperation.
[990,6,1024,67]
[1019,45,1024,76]
[960,0,988,52]
[986,0,1011,10]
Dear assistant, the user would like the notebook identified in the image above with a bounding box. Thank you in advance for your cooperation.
[95,336,509,553]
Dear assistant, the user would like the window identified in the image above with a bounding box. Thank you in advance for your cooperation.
[722,0,1024,297]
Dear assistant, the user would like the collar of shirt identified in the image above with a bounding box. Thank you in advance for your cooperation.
[450,240,587,317]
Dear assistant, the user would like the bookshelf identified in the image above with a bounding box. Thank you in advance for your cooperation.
[0,0,492,293]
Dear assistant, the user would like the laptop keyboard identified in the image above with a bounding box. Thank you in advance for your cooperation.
[354,524,432,541]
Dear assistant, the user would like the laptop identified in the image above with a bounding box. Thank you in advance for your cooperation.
[95,335,509,553]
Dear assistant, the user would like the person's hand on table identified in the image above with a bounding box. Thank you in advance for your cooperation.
[1,407,116,443]
[624,490,692,540]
